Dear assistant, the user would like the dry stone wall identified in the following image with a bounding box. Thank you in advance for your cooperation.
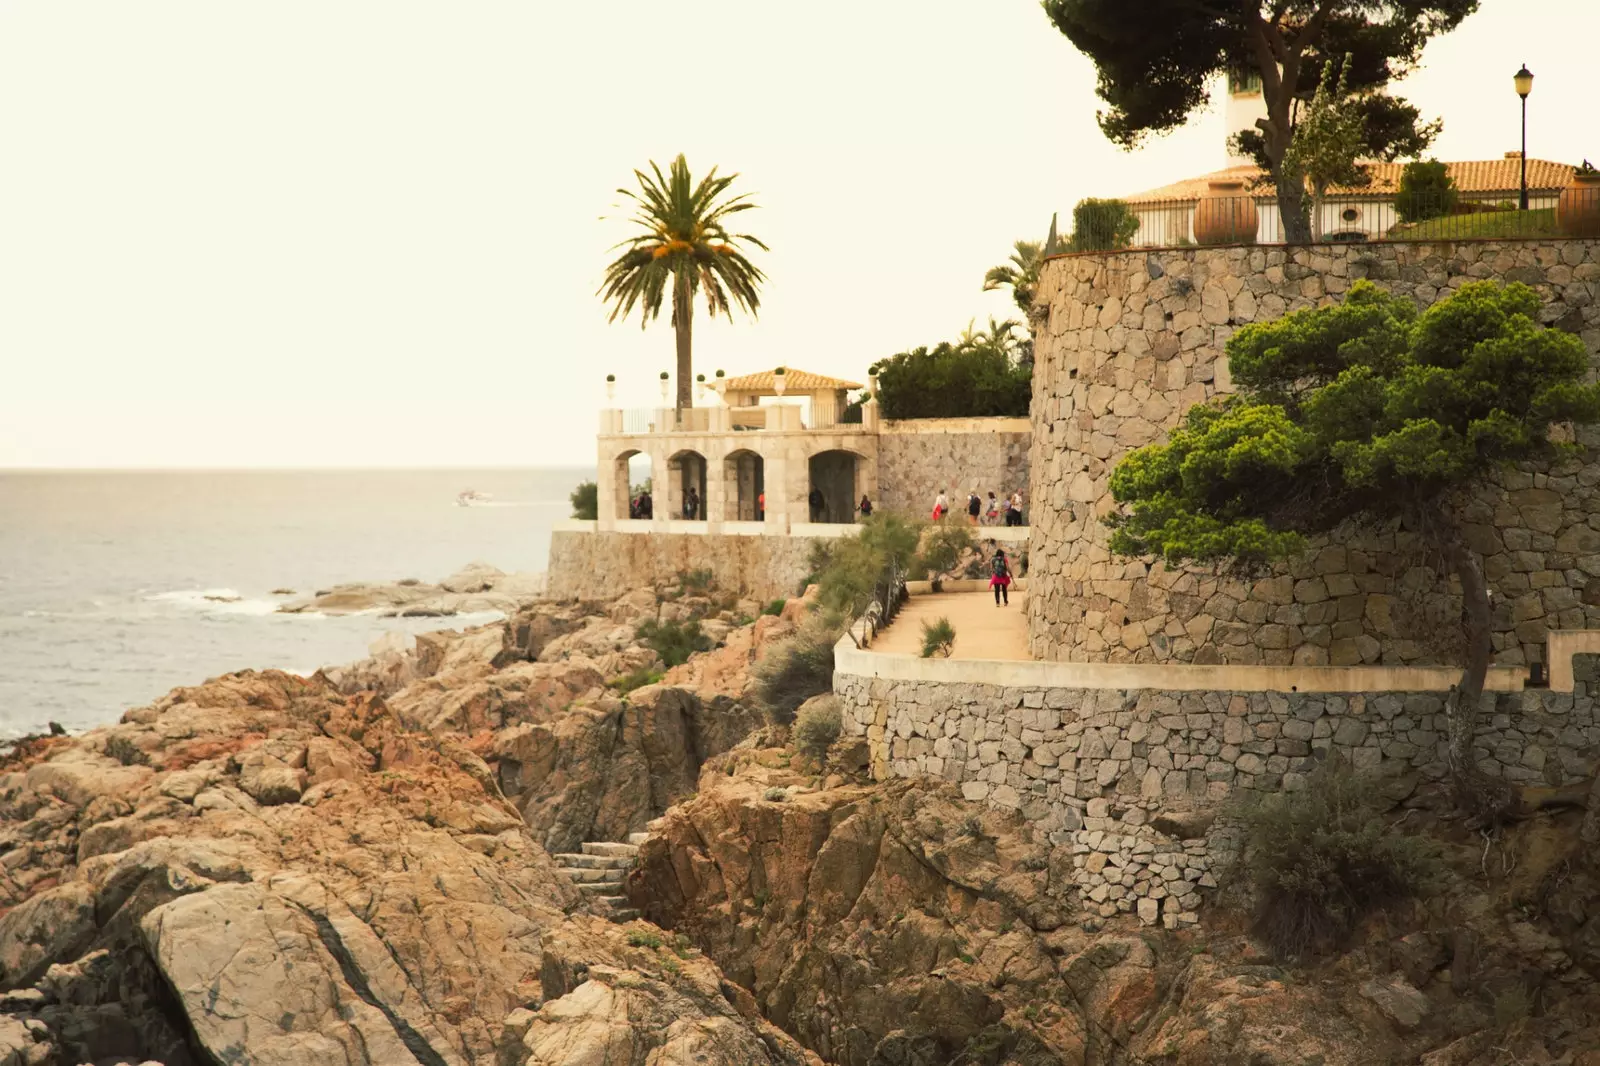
[1027,238,1600,666]
[835,662,1599,926]
[547,530,818,601]
[877,418,1031,518]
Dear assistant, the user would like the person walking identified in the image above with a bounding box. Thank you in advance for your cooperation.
[933,489,948,522]
[966,489,982,527]
[638,489,653,520]
[808,487,825,523]
[1009,490,1024,527]
[989,547,1012,606]
[858,494,873,519]
[683,485,700,520]
[985,491,1000,526]
[757,491,765,521]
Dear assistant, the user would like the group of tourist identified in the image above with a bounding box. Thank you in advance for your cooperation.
[931,488,1025,526]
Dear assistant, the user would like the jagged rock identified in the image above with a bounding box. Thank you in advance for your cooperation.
[1359,974,1431,1030]
[0,671,809,1066]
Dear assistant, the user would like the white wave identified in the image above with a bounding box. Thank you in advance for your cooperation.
[147,588,281,616]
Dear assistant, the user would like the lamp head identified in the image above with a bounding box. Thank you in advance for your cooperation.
[1515,64,1534,98]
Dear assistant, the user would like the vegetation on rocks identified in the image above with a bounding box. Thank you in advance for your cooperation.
[917,522,974,589]
[1106,279,1600,818]
[751,616,837,725]
[791,696,842,762]
[636,617,712,668]
[1231,759,1436,958]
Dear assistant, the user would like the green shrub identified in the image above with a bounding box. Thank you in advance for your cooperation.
[1233,759,1435,958]
[569,480,599,520]
[793,697,842,761]
[751,616,838,725]
[763,786,788,803]
[608,668,665,694]
[626,930,663,949]
[918,524,974,587]
[873,342,1031,419]
[636,619,712,668]
[920,617,956,658]
[1068,198,1140,251]
[763,598,787,616]
[678,568,714,595]
[1394,159,1458,223]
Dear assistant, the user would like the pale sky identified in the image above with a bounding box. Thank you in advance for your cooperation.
[2,1,1595,468]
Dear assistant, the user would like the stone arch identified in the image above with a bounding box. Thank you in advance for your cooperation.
[667,448,708,520]
[608,447,648,520]
[806,448,866,523]
[721,447,766,522]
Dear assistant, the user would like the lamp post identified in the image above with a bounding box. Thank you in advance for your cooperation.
[1515,64,1534,211]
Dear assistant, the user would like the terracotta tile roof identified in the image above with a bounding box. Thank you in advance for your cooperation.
[1122,158,1579,205]
[719,369,865,392]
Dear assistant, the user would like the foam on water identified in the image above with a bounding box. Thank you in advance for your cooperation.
[147,588,283,616]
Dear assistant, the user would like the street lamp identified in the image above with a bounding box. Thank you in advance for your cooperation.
[1515,64,1534,211]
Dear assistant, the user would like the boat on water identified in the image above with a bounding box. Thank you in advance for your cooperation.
[456,489,493,507]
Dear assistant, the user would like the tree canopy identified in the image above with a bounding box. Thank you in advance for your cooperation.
[1041,0,1477,240]
[873,322,1033,419]
[1107,279,1600,816]
[599,155,767,410]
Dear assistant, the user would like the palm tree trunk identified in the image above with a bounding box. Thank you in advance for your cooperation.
[673,272,693,413]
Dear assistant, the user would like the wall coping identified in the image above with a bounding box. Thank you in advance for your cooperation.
[834,637,1530,693]
[880,417,1031,435]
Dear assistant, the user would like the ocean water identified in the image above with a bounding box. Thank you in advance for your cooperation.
[0,468,588,738]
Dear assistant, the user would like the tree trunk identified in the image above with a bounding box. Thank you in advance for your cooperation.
[1275,170,1314,244]
[1438,525,1514,823]
[672,272,693,413]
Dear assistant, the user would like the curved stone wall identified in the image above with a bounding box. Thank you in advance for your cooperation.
[1026,239,1600,666]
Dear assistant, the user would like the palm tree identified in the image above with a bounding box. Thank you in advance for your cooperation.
[600,155,768,411]
[982,239,1044,317]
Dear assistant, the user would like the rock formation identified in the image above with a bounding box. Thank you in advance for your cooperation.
[0,670,814,1066]
[278,562,547,618]
[629,739,1600,1065]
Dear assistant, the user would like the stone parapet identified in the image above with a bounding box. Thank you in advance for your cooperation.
[834,655,1600,925]
[1026,238,1600,666]
[547,530,821,601]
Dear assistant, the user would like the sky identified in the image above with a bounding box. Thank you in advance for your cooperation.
[2,1,1596,469]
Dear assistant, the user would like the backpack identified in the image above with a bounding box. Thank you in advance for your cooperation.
[991,553,1009,578]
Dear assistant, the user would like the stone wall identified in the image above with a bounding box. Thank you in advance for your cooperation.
[547,530,820,601]
[1027,239,1600,666]
[834,661,1600,926]
[877,418,1031,518]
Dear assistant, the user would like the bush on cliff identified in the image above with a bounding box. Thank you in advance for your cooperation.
[792,696,842,761]
[872,330,1031,419]
[752,616,838,726]
[569,480,598,520]
[1233,758,1435,959]
[636,618,712,669]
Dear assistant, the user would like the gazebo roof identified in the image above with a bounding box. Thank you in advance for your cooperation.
[719,368,865,392]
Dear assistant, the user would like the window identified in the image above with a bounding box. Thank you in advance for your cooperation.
[1228,69,1263,95]
[1341,208,1361,223]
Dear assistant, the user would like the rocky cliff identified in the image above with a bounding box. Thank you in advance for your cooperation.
[629,734,1600,1065]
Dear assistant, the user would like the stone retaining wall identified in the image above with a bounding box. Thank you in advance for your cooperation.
[877,418,1031,518]
[834,661,1599,927]
[1026,238,1600,667]
[547,530,819,601]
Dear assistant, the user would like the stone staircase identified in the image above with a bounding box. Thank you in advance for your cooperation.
[553,832,649,922]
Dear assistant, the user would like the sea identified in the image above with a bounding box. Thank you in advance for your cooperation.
[0,468,587,739]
